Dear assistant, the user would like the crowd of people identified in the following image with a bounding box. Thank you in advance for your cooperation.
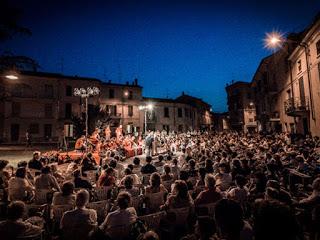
[0,131,320,240]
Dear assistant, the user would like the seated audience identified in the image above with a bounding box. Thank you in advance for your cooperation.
[8,167,34,201]
[60,190,97,240]
[0,201,42,240]
[34,166,61,192]
[195,174,222,206]
[52,181,76,205]
[141,156,157,174]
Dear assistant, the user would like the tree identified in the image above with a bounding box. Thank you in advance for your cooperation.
[0,0,31,42]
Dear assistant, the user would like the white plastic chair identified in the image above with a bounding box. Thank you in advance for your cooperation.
[34,190,51,205]
[94,186,112,201]
[139,211,166,230]
[141,174,152,185]
[168,207,190,225]
[106,224,131,240]
[197,202,216,216]
[87,200,108,221]
[145,191,165,212]
[52,204,73,223]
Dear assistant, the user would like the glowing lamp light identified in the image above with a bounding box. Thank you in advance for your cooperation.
[264,31,284,50]
[147,104,153,110]
[5,74,18,80]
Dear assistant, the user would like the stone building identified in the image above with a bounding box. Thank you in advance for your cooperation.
[226,81,257,133]
[0,71,141,143]
[0,70,212,143]
[143,93,212,132]
[248,13,320,137]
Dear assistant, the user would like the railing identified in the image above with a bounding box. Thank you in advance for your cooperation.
[284,97,309,116]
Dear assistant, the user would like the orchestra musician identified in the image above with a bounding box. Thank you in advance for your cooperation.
[105,125,111,140]
[116,125,123,141]
[75,135,86,151]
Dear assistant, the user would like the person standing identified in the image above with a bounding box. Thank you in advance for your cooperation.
[25,130,32,148]
[145,132,154,157]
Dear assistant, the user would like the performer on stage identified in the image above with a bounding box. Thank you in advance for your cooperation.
[75,135,86,151]
[116,125,123,141]
[104,125,111,140]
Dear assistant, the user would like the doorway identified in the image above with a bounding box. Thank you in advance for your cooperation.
[10,124,20,142]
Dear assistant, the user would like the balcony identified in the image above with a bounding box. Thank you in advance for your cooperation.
[284,97,309,117]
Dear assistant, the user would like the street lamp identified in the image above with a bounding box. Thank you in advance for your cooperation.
[74,86,100,152]
[263,31,284,50]
[139,103,154,134]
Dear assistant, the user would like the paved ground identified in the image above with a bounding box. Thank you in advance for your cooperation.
[0,145,58,167]
[0,145,171,168]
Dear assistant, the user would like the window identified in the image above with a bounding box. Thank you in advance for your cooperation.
[178,108,182,118]
[128,105,133,117]
[164,107,169,118]
[316,40,320,56]
[66,85,72,96]
[44,84,54,98]
[249,118,254,122]
[128,91,133,100]
[44,124,52,138]
[297,59,302,72]
[12,102,21,117]
[178,125,183,132]
[29,123,39,134]
[109,89,115,99]
[185,108,189,118]
[65,103,72,119]
[44,104,53,118]
[107,105,117,116]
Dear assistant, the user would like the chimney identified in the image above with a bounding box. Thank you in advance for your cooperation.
[182,91,185,96]
[108,80,111,83]
[134,78,138,85]
[126,81,129,85]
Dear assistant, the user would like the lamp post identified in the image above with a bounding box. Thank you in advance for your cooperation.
[74,86,100,152]
[138,104,153,135]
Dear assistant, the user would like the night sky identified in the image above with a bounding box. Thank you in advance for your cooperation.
[2,0,319,112]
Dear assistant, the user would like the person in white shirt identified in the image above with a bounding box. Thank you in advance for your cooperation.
[227,174,248,207]
[214,163,232,192]
[8,167,34,201]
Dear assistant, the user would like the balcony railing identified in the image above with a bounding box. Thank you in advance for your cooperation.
[284,97,309,116]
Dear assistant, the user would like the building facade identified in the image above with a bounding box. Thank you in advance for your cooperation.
[226,81,257,133]
[248,14,320,137]
[143,93,212,133]
[0,71,212,143]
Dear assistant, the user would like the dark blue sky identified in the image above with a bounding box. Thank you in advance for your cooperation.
[2,0,320,112]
